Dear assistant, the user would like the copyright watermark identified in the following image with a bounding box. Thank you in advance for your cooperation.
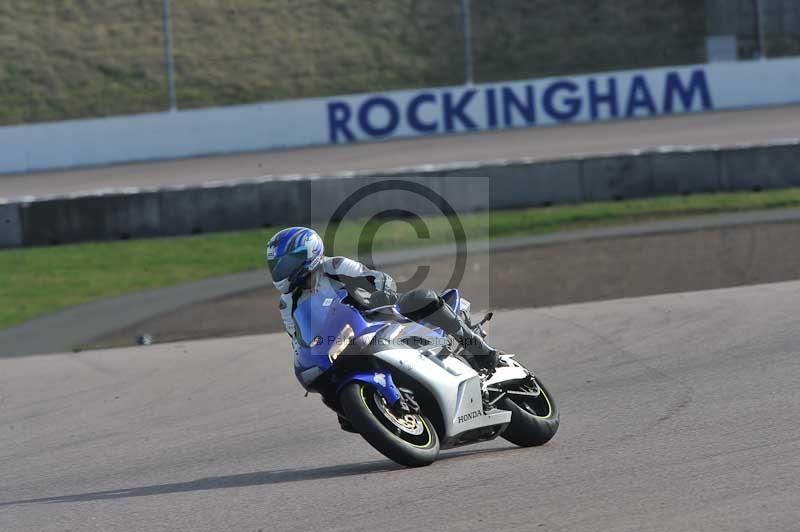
[306,175,491,302]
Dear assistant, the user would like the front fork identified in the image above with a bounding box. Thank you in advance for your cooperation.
[337,371,402,406]
[336,370,421,418]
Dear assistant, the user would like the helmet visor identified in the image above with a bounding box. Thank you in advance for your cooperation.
[268,250,307,282]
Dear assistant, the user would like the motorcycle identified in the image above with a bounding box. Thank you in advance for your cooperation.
[293,285,560,467]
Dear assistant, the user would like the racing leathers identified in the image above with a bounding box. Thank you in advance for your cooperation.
[278,256,498,373]
[278,256,397,354]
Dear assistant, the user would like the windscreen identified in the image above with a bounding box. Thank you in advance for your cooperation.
[293,287,363,350]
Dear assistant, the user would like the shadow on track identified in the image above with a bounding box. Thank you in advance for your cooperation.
[0,445,516,507]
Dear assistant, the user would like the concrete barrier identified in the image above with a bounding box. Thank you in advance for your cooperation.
[157,179,315,236]
[580,154,652,201]
[719,142,800,191]
[260,179,311,227]
[306,174,465,224]
[650,149,721,195]
[0,203,22,247]
[3,140,800,249]
[433,174,493,215]
[485,160,582,208]
[159,184,262,236]
[19,192,161,246]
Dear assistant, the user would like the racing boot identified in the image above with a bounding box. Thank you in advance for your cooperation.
[398,289,500,374]
[441,315,500,375]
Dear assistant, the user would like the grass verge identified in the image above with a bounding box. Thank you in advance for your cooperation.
[3,0,706,125]
[2,188,800,330]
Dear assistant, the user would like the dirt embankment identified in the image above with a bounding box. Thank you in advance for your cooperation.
[86,220,800,349]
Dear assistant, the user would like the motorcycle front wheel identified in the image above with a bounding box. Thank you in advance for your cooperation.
[339,382,439,467]
[499,376,560,447]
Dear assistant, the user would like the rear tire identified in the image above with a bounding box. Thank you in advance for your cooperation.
[500,377,560,447]
[339,382,439,467]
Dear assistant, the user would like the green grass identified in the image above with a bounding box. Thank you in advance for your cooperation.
[7,1,800,126]
[3,188,800,330]
[1,0,709,125]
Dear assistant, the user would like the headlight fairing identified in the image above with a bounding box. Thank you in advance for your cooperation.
[328,324,355,361]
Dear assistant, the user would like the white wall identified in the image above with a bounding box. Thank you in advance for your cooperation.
[1,58,799,174]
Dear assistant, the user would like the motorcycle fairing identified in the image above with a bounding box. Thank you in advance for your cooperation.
[370,348,511,442]
[335,371,403,406]
[292,288,374,383]
[292,285,512,443]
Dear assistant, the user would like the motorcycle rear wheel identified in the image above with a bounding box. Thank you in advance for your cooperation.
[499,376,560,447]
[339,382,439,467]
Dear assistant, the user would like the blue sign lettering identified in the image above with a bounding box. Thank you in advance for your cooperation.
[485,88,498,129]
[588,77,618,119]
[357,96,400,137]
[443,90,478,132]
[502,85,536,126]
[327,101,355,143]
[625,75,657,117]
[543,81,582,122]
[663,69,712,113]
[326,68,714,143]
[406,92,438,133]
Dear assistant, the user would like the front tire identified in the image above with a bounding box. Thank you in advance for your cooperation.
[339,382,439,467]
[499,376,560,447]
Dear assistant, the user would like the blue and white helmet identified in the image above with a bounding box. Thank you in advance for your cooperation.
[266,227,324,293]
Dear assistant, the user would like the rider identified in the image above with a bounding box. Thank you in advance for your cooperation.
[265,227,499,373]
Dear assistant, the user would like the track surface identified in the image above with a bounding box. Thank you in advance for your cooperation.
[2,105,800,200]
[2,282,799,531]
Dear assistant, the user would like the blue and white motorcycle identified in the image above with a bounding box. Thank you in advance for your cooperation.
[293,286,559,467]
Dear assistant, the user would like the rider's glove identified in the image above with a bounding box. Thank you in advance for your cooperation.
[368,290,398,308]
